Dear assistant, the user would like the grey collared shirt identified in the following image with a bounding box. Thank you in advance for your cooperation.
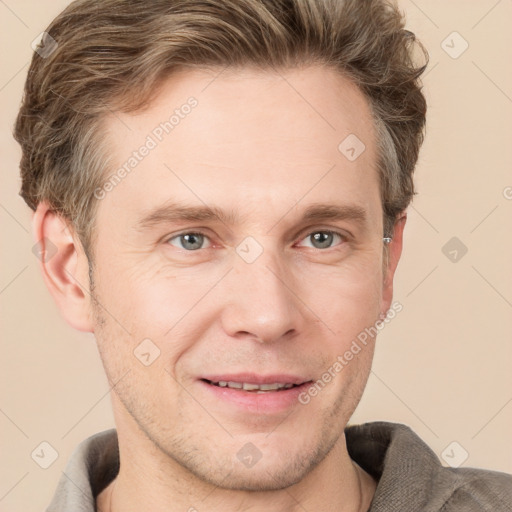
[46,422,512,511]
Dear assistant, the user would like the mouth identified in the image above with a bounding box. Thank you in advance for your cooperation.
[197,374,313,413]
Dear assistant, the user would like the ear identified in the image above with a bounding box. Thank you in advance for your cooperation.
[381,211,407,314]
[31,202,94,332]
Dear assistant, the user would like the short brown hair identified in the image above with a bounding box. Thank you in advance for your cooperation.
[14,0,428,262]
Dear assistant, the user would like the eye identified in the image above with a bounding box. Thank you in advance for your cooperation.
[167,232,211,251]
[165,229,347,252]
[296,230,347,250]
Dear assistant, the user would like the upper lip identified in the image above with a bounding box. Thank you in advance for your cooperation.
[201,373,311,385]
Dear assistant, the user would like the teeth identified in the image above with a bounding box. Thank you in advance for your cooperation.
[243,383,262,391]
[211,380,297,391]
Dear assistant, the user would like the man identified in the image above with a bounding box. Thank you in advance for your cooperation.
[14,0,511,510]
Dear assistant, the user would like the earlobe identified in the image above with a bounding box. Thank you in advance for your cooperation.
[32,202,95,333]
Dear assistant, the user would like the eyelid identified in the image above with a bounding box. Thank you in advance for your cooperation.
[299,224,351,238]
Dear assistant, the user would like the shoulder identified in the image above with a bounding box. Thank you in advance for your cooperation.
[345,421,512,511]
[46,429,119,511]
[439,466,512,511]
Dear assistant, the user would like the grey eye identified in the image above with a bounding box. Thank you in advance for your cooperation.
[299,231,344,250]
[168,233,208,251]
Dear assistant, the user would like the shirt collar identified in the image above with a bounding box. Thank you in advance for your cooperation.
[47,421,453,511]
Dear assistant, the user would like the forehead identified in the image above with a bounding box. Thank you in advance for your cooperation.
[98,65,380,231]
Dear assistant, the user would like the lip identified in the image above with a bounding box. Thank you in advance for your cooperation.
[198,374,313,414]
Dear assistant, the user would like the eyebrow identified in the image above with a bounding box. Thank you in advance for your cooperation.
[135,200,369,232]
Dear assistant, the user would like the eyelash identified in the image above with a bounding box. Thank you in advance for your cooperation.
[165,228,349,251]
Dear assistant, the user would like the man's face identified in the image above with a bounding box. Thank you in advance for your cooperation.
[91,66,393,490]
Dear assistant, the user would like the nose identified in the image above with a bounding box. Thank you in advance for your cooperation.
[219,246,306,344]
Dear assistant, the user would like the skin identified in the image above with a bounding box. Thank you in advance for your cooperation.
[33,65,406,511]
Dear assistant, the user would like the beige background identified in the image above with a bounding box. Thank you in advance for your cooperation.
[1,1,511,510]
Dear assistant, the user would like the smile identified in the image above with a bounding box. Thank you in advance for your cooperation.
[203,379,299,392]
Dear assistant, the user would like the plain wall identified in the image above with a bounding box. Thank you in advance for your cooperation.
[1,1,511,510]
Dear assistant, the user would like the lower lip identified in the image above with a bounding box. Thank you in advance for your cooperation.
[198,380,312,414]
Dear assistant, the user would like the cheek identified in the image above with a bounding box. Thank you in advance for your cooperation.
[93,262,225,374]
[298,255,383,334]
[92,253,180,328]
[287,258,382,387]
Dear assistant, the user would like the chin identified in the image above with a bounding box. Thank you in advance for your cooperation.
[182,437,330,493]
[202,464,308,492]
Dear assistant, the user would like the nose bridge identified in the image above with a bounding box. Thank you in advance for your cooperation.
[220,241,303,343]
